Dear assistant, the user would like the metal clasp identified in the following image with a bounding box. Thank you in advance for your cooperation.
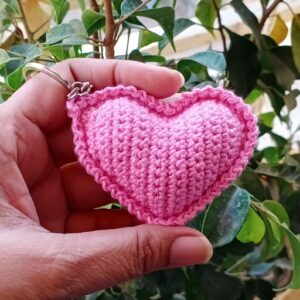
[22,62,93,100]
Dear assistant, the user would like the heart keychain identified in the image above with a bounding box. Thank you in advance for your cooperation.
[23,63,258,226]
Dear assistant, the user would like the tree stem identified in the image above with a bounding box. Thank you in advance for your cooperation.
[211,0,227,54]
[103,0,116,59]
[260,0,283,30]
[125,28,131,59]
[90,0,101,58]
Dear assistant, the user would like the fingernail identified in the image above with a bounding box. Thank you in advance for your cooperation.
[169,236,213,267]
[176,71,185,86]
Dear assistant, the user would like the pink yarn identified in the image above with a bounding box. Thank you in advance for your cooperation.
[67,85,258,225]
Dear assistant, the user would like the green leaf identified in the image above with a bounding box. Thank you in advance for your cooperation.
[123,16,145,29]
[261,217,284,261]
[263,200,290,227]
[44,45,69,61]
[0,81,13,101]
[226,30,260,97]
[190,51,226,72]
[113,0,123,15]
[76,0,86,11]
[259,112,275,128]
[258,73,285,117]
[128,49,144,62]
[24,45,42,64]
[70,19,88,36]
[121,0,143,15]
[291,14,300,72]
[158,18,195,52]
[188,211,206,231]
[279,227,300,289]
[0,49,10,67]
[127,49,166,63]
[270,46,299,77]
[6,65,23,90]
[62,19,88,45]
[284,89,300,111]
[50,0,70,24]
[3,0,19,15]
[263,147,280,167]
[82,9,105,35]
[237,207,266,244]
[142,54,166,63]
[177,50,226,80]
[5,44,36,74]
[260,0,270,9]
[139,30,162,48]
[196,0,221,35]
[45,23,75,44]
[135,7,175,50]
[253,201,289,262]
[269,51,295,89]
[245,89,263,104]
[177,60,209,82]
[269,132,287,153]
[259,124,272,136]
[231,0,260,44]
[188,265,243,299]
[235,167,266,200]
[202,186,250,247]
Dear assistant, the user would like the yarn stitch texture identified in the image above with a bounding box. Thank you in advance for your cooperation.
[67,85,258,225]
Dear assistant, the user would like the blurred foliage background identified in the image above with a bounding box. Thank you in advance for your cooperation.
[1,0,300,299]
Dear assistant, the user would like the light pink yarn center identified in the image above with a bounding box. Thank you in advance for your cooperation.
[67,85,258,225]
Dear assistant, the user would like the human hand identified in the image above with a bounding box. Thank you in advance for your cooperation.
[0,59,213,299]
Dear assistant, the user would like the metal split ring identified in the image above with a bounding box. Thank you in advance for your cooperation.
[22,62,93,99]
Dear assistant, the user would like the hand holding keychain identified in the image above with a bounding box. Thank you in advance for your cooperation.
[23,62,258,225]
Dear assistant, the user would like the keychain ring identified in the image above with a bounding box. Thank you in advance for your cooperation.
[23,62,93,99]
[22,62,71,91]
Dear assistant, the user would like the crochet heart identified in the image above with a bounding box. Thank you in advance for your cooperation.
[67,85,258,225]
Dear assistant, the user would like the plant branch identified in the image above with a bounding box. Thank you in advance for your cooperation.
[115,0,151,26]
[211,0,227,54]
[99,30,104,59]
[103,0,116,58]
[125,28,131,59]
[79,34,104,45]
[17,0,34,42]
[260,0,284,30]
[90,0,101,59]
[282,0,296,16]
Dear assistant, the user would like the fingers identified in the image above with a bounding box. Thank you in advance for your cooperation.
[9,59,184,132]
[61,162,143,232]
[55,225,213,297]
[60,162,114,211]
[65,209,141,233]
[0,161,39,223]
[8,59,183,167]
[47,122,77,166]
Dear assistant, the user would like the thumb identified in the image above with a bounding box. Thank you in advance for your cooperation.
[55,224,212,297]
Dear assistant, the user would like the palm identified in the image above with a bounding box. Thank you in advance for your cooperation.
[21,121,69,233]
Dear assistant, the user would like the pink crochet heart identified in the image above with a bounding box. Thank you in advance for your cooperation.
[67,85,258,225]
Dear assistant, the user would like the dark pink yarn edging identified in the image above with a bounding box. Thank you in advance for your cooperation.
[67,85,258,225]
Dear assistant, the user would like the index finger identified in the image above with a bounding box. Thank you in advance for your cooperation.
[8,59,184,132]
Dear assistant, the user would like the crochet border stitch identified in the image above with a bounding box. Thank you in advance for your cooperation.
[67,85,258,225]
